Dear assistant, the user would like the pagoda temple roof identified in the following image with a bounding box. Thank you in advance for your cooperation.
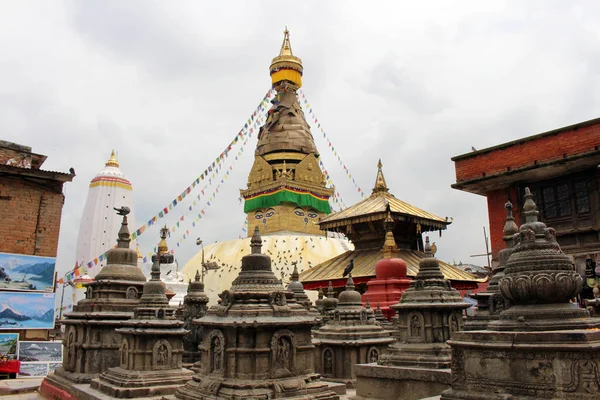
[299,248,486,286]
[319,160,450,230]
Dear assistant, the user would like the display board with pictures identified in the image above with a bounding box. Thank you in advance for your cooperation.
[0,252,56,292]
[0,292,55,330]
[0,332,19,361]
[16,341,63,378]
[17,362,49,378]
[18,341,62,362]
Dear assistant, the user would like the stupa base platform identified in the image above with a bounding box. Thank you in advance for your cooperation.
[378,342,452,369]
[39,369,99,400]
[87,367,194,398]
[354,363,451,400]
[441,326,600,400]
[174,373,340,400]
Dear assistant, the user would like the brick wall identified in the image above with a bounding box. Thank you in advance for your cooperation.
[455,122,600,183]
[0,176,65,257]
[487,187,520,259]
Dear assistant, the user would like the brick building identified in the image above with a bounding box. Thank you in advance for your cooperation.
[0,140,73,341]
[451,117,600,279]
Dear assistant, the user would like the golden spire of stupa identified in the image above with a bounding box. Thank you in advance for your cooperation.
[269,27,303,88]
[372,159,389,196]
[158,225,169,255]
[105,149,119,168]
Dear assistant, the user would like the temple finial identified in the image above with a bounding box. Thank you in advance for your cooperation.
[424,236,433,258]
[280,26,292,56]
[291,263,300,281]
[382,202,398,258]
[114,206,131,248]
[270,27,303,89]
[503,200,519,239]
[150,254,161,281]
[105,149,119,168]
[251,226,262,254]
[346,273,355,291]
[372,159,389,195]
[522,187,539,223]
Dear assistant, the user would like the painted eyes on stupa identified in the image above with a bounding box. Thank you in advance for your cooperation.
[307,211,318,219]
[265,208,275,218]
[294,208,305,217]
[254,211,264,219]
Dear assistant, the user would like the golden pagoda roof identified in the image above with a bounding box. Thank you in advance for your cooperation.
[105,149,119,168]
[319,161,450,229]
[299,248,486,283]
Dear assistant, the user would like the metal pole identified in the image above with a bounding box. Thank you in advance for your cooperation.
[59,283,66,320]
[483,226,492,271]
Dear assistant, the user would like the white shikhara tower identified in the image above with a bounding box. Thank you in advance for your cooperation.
[73,151,137,303]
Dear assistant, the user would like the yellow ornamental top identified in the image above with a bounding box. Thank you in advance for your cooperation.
[270,27,303,88]
[105,149,119,168]
[158,225,169,255]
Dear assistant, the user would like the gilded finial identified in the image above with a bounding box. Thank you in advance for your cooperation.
[372,159,389,195]
[382,202,399,258]
[158,225,169,255]
[105,149,119,168]
[280,26,292,56]
[270,27,303,89]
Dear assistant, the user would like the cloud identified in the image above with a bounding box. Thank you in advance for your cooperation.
[1,1,599,306]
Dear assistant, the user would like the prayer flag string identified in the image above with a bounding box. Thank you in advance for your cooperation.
[297,89,366,199]
[65,88,275,281]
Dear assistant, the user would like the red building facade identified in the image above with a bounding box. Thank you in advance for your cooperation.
[452,117,600,280]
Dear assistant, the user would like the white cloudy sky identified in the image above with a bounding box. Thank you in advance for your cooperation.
[2,1,600,279]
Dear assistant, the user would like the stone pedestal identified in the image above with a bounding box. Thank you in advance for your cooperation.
[355,237,469,400]
[174,228,339,400]
[362,258,411,321]
[442,188,600,400]
[313,275,394,388]
[41,210,146,400]
[354,364,451,400]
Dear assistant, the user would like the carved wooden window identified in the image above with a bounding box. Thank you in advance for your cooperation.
[574,180,590,213]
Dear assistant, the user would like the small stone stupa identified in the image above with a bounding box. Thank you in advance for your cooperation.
[182,270,209,365]
[355,236,470,400]
[287,263,316,312]
[83,255,193,398]
[443,188,600,399]
[174,227,339,400]
[465,200,517,330]
[312,274,394,388]
[41,207,147,400]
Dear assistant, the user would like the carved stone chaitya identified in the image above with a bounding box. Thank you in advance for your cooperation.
[355,236,470,400]
[287,263,317,314]
[40,208,146,400]
[442,188,600,400]
[83,255,193,398]
[174,227,339,400]
[465,200,518,330]
[312,274,394,388]
[182,270,209,365]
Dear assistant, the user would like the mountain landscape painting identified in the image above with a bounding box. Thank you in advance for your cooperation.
[18,362,49,378]
[0,292,55,330]
[18,341,62,362]
[0,252,56,292]
[0,333,18,360]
